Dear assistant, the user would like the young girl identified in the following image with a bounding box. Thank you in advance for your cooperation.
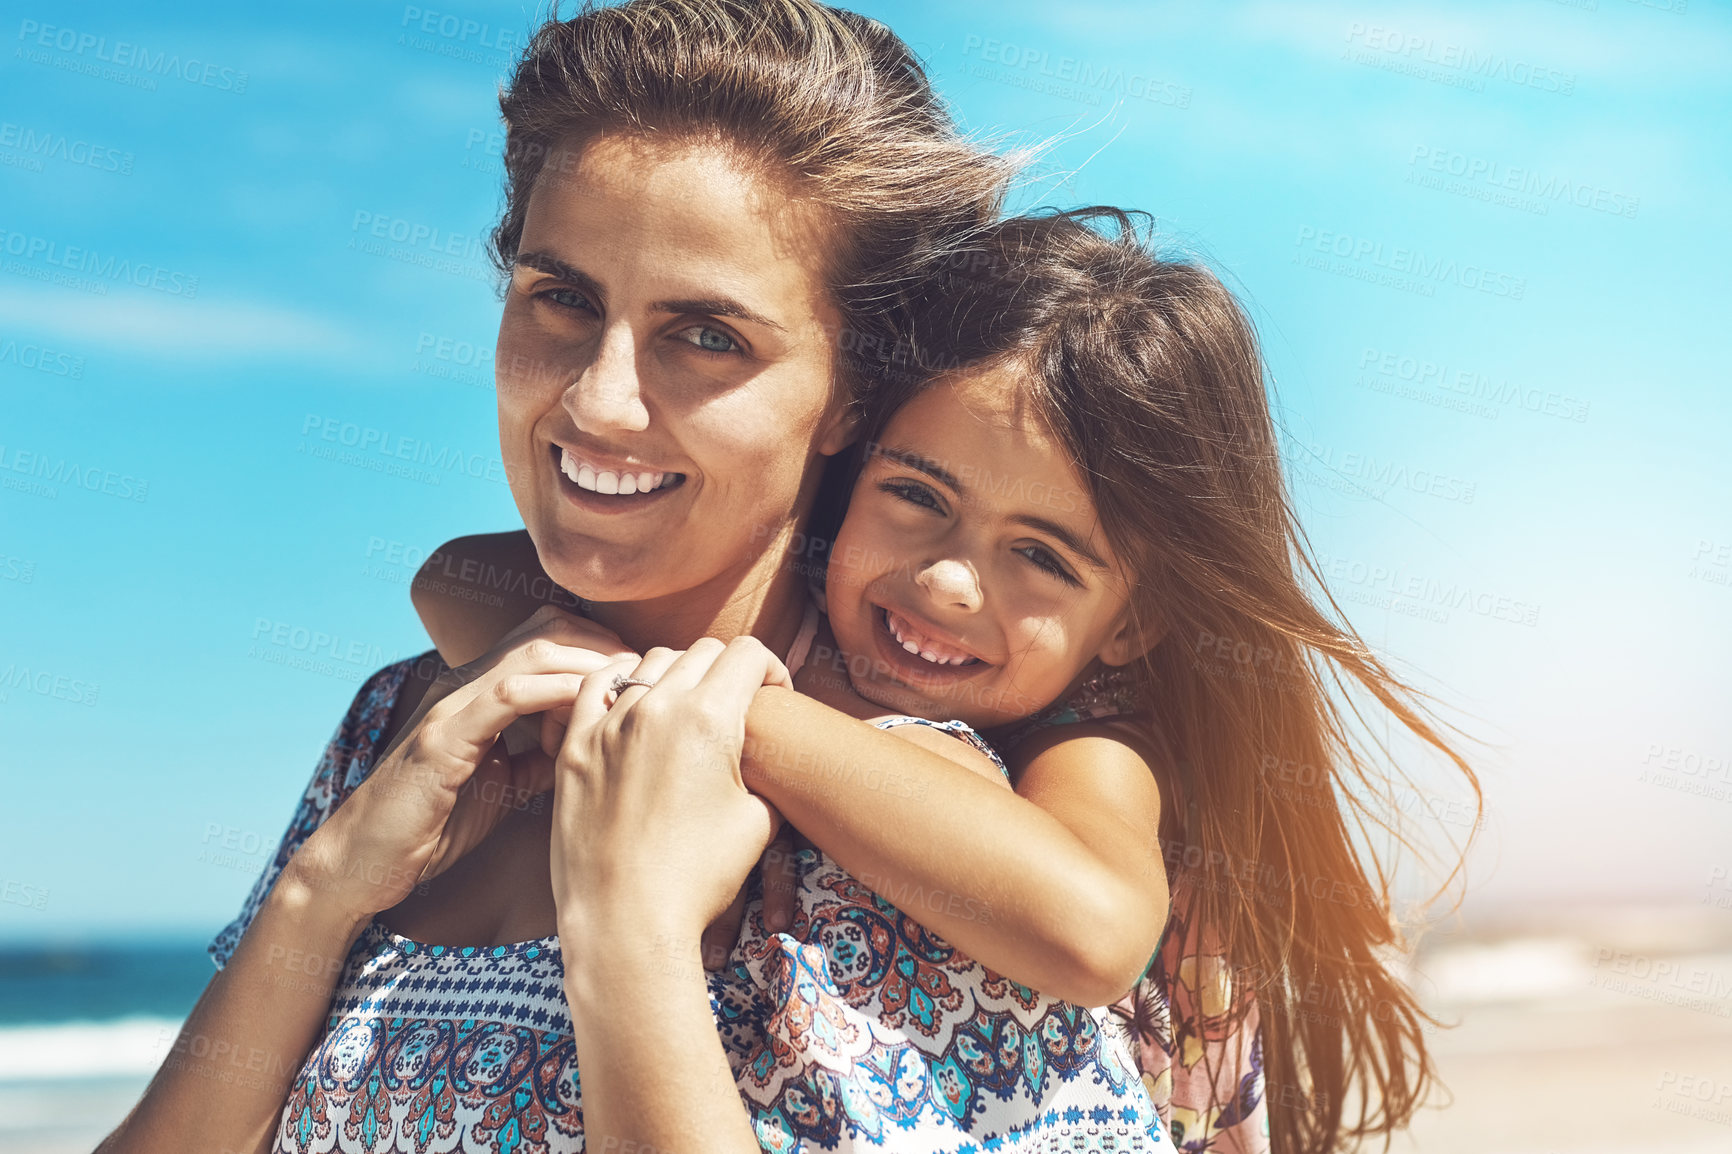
[413,209,1477,1153]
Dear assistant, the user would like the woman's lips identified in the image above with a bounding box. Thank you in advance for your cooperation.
[550,444,686,512]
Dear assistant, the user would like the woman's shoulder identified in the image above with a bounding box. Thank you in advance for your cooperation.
[316,650,441,801]
[207,649,437,969]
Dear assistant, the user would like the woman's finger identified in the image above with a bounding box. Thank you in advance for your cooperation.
[625,638,728,697]
[433,671,592,761]
[688,636,793,723]
[605,646,694,710]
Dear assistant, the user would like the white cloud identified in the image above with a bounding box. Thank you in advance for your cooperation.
[0,287,388,370]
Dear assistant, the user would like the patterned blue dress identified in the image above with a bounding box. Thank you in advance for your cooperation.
[211,654,1169,1153]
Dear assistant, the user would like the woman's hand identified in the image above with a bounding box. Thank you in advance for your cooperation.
[550,638,792,949]
[289,605,636,923]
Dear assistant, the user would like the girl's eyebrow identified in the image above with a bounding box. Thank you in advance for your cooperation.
[1009,513,1110,573]
[870,443,1109,572]
[516,250,785,332]
[871,444,961,490]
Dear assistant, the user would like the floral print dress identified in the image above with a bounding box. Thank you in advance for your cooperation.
[211,653,1265,1152]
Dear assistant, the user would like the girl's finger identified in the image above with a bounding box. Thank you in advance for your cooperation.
[490,603,634,662]
[760,829,800,934]
[700,886,748,971]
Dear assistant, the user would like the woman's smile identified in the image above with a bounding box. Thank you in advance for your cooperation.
[494,132,849,604]
[549,443,688,516]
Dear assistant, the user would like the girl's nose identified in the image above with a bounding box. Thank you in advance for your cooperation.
[916,558,982,612]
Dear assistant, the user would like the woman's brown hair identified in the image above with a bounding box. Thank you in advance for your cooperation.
[490,0,1015,408]
[874,209,1480,1154]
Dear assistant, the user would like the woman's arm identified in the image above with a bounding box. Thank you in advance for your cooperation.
[553,641,793,1154]
[98,611,629,1154]
[96,873,371,1154]
[743,683,1168,1007]
[410,533,1167,1004]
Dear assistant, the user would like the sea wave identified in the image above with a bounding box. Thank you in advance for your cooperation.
[0,1017,180,1081]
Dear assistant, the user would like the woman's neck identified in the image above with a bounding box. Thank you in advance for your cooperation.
[580,545,811,661]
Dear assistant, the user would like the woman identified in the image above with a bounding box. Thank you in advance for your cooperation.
[95,1,1012,1150]
[99,2,1255,1151]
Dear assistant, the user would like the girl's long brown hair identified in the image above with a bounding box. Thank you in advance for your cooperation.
[871,208,1481,1154]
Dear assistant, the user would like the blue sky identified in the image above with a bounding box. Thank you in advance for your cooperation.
[2,0,1728,941]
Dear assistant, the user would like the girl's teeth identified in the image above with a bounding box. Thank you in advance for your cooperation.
[577,464,596,489]
[618,474,638,495]
[887,611,972,666]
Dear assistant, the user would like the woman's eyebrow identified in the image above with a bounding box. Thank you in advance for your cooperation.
[515,250,784,333]
[652,297,785,332]
[516,250,608,308]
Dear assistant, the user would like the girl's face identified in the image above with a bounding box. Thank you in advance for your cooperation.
[496,132,852,607]
[826,363,1145,729]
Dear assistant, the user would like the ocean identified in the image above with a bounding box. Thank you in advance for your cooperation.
[3,909,1730,1152]
[0,936,212,1153]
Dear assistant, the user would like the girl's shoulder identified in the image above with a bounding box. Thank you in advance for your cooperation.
[996,668,1145,751]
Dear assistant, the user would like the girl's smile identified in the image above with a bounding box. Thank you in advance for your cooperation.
[826,359,1147,728]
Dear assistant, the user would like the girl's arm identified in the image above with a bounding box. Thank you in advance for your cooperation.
[411,530,575,667]
[98,617,625,1154]
[743,672,1168,1008]
[410,533,1168,1005]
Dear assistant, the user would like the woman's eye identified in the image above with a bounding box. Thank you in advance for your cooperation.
[540,287,595,313]
[879,479,943,512]
[1017,544,1081,587]
[675,324,740,354]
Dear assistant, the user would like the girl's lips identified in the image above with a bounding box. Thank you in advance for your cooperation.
[868,605,993,687]
[883,607,982,666]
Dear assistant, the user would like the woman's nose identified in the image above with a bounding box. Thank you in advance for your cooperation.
[562,323,649,434]
[916,558,982,612]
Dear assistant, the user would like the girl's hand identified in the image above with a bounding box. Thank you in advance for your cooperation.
[550,638,792,948]
[289,606,636,922]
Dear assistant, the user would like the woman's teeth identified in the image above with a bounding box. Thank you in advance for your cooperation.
[885,609,978,666]
[560,448,674,495]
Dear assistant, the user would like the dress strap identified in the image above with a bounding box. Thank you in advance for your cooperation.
[870,716,1012,782]
[998,668,1144,751]
[784,598,821,672]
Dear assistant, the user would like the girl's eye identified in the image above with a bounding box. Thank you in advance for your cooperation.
[878,478,944,513]
[674,324,740,354]
[1016,544,1082,587]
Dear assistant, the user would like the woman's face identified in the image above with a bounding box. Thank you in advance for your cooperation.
[496,132,851,606]
[825,364,1144,730]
